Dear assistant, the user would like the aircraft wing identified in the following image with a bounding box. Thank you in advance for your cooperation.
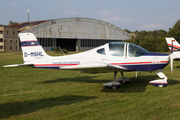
[3,63,34,67]
[60,62,131,73]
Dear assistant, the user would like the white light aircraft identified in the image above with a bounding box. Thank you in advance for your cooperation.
[4,33,172,89]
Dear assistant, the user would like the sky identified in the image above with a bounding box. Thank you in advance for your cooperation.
[1,0,180,32]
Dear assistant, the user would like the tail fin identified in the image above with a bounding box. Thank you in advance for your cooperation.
[165,37,180,52]
[19,33,50,62]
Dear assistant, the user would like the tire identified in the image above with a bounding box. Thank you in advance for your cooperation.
[112,86,117,89]
[158,85,164,87]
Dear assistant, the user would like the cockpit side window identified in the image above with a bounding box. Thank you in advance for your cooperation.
[128,43,148,57]
[97,48,105,55]
[109,42,124,57]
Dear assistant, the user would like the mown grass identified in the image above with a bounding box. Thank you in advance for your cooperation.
[1,52,180,120]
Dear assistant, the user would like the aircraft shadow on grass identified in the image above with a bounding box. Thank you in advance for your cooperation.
[176,66,180,68]
[101,75,157,93]
[42,76,107,84]
[101,76,180,93]
[0,95,97,119]
[42,75,180,93]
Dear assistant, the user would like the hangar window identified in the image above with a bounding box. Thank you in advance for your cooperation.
[109,42,124,57]
[97,48,105,55]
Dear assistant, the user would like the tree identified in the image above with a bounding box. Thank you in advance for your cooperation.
[8,20,17,25]
[128,30,168,52]
[124,29,131,33]
[167,19,180,42]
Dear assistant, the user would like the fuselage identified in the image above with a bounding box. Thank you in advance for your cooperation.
[28,42,169,72]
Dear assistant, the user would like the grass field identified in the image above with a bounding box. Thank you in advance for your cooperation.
[1,52,180,120]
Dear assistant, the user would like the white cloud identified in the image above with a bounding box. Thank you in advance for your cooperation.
[141,23,164,29]
[103,16,134,22]
[11,2,20,5]
[101,18,112,22]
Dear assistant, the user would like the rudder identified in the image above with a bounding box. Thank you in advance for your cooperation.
[19,33,50,62]
[165,37,180,52]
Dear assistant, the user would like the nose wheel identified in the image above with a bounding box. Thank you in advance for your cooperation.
[103,71,129,89]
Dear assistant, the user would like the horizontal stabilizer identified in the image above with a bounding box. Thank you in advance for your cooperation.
[3,63,33,67]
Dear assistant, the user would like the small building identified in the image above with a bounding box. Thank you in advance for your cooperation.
[0,26,19,51]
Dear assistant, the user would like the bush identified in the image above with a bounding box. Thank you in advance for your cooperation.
[53,47,60,53]
[62,48,68,53]
[53,47,68,53]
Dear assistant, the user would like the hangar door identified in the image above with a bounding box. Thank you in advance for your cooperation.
[56,38,76,51]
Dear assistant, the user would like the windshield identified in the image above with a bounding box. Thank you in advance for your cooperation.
[109,42,125,57]
[128,43,148,57]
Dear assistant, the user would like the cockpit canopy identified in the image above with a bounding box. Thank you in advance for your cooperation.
[109,42,148,57]
[109,42,125,57]
[128,43,148,57]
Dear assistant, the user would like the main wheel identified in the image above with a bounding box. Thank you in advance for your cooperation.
[158,85,164,87]
[158,84,167,87]
[112,86,117,89]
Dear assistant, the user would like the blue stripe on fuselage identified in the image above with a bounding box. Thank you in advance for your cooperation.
[121,52,169,71]
[144,52,169,56]
[121,63,168,71]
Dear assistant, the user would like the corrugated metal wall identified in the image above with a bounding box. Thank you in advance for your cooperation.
[21,17,131,51]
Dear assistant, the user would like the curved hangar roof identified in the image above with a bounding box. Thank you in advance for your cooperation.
[20,17,131,40]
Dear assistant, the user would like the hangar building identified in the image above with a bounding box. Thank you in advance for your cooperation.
[6,17,131,51]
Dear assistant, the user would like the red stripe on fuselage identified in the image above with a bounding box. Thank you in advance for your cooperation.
[34,64,79,67]
[33,61,169,67]
[110,61,168,65]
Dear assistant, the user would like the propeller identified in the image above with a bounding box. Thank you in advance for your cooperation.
[170,39,174,75]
